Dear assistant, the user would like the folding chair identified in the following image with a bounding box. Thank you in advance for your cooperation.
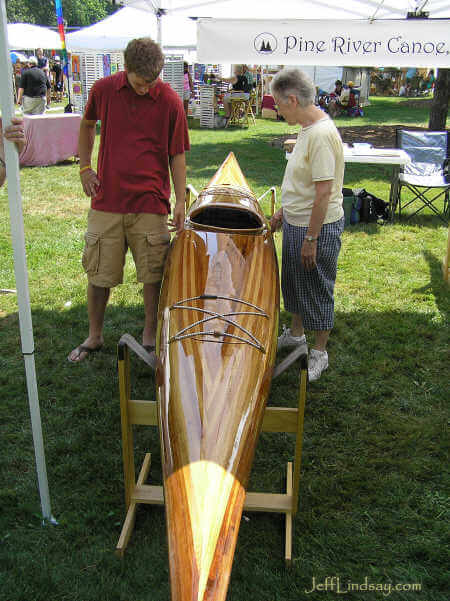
[227,98,249,127]
[246,91,256,125]
[392,129,449,223]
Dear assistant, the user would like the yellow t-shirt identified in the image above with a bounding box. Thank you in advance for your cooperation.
[281,117,344,227]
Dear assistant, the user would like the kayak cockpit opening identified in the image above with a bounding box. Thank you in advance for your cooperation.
[190,206,263,230]
[187,185,265,233]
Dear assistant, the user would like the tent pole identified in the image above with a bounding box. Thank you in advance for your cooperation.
[157,11,162,45]
[0,0,54,524]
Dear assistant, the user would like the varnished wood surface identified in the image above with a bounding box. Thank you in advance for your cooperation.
[156,153,279,601]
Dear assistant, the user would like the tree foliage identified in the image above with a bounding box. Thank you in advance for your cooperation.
[6,0,118,27]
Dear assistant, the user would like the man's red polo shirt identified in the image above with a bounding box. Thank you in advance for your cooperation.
[84,71,190,214]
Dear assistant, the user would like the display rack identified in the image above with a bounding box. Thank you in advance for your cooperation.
[199,84,215,128]
[162,54,184,100]
[71,51,124,113]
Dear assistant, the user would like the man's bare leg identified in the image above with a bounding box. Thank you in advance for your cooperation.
[142,282,160,348]
[68,284,110,362]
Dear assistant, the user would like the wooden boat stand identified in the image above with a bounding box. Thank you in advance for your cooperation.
[115,334,308,564]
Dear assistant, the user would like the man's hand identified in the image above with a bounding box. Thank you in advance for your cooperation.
[168,201,185,235]
[3,118,26,153]
[80,168,100,197]
[301,239,317,271]
[270,207,283,232]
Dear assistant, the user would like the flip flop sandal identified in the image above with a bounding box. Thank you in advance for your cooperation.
[68,344,103,363]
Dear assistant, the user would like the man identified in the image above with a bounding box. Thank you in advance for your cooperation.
[37,48,51,108]
[0,117,25,187]
[221,65,251,121]
[51,56,63,102]
[16,56,50,115]
[68,38,190,363]
[242,64,254,89]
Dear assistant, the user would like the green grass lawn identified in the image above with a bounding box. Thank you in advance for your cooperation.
[0,97,449,601]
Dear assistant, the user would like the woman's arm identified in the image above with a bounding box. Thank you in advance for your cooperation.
[301,179,333,270]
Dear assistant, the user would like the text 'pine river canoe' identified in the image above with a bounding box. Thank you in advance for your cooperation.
[156,152,280,601]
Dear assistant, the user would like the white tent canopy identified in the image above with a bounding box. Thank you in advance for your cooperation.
[124,0,450,20]
[66,6,196,52]
[7,22,62,50]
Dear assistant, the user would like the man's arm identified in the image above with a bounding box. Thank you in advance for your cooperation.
[0,118,25,187]
[16,87,24,105]
[78,117,100,197]
[169,152,186,235]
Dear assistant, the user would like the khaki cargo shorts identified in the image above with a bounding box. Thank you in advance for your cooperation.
[82,209,170,288]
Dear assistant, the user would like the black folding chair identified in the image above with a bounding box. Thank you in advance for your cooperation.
[392,129,449,223]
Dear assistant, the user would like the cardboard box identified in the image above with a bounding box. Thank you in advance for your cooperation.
[261,108,277,120]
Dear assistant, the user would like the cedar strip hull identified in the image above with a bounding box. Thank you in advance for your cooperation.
[156,153,279,601]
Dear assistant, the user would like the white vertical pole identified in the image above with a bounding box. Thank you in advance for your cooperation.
[157,12,162,45]
[0,0,54,523]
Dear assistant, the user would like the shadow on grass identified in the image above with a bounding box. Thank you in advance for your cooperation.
[0,270,448,601]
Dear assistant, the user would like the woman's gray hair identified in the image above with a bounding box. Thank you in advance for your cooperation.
[271,68,315,107]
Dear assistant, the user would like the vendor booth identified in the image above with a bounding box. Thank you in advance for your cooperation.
[66,6,197,113]
[1,0,450,526]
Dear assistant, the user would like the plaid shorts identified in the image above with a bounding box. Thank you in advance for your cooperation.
[281,217,344,331]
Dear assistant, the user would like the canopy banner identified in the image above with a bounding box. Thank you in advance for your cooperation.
[197,18,450,68]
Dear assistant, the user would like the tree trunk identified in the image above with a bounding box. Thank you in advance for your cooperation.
[428,68,449,130]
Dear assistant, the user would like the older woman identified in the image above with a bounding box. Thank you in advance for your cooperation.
[270,68,345,381]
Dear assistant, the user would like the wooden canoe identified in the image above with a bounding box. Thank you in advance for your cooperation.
[156,152,279,601]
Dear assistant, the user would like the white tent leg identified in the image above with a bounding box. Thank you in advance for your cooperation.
[0,0,54,523]
[157,11,162,45]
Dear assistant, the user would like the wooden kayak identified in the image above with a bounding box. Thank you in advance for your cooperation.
[156,152,279,601]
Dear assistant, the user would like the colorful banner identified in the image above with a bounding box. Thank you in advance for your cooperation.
[54,0,68,75]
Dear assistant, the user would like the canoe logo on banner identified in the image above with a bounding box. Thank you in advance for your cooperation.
[254,32,277,55]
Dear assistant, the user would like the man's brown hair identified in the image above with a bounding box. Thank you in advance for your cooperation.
[124,38,164,81]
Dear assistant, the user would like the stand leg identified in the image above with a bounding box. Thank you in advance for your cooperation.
[285,461,293,566]
[292,356,307,515]
[118,345,135,509]
[116,453,152,557]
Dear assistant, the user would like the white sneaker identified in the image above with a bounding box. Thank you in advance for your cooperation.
[308,349,328,381]
[277,326,307,350]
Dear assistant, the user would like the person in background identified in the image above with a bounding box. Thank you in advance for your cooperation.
[327,79,343,118]
[51,56,64,102]
[221,65,251,121]
[0,117,25,187]
[16,56,50,115]
[270,68,345,382]
[68,37,190,363]
[242,64,254,89]
[183,62,194,115]
[36,48,51,108]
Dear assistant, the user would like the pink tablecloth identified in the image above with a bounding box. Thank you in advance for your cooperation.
[19,113,82,167]
[261,95,276,110]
